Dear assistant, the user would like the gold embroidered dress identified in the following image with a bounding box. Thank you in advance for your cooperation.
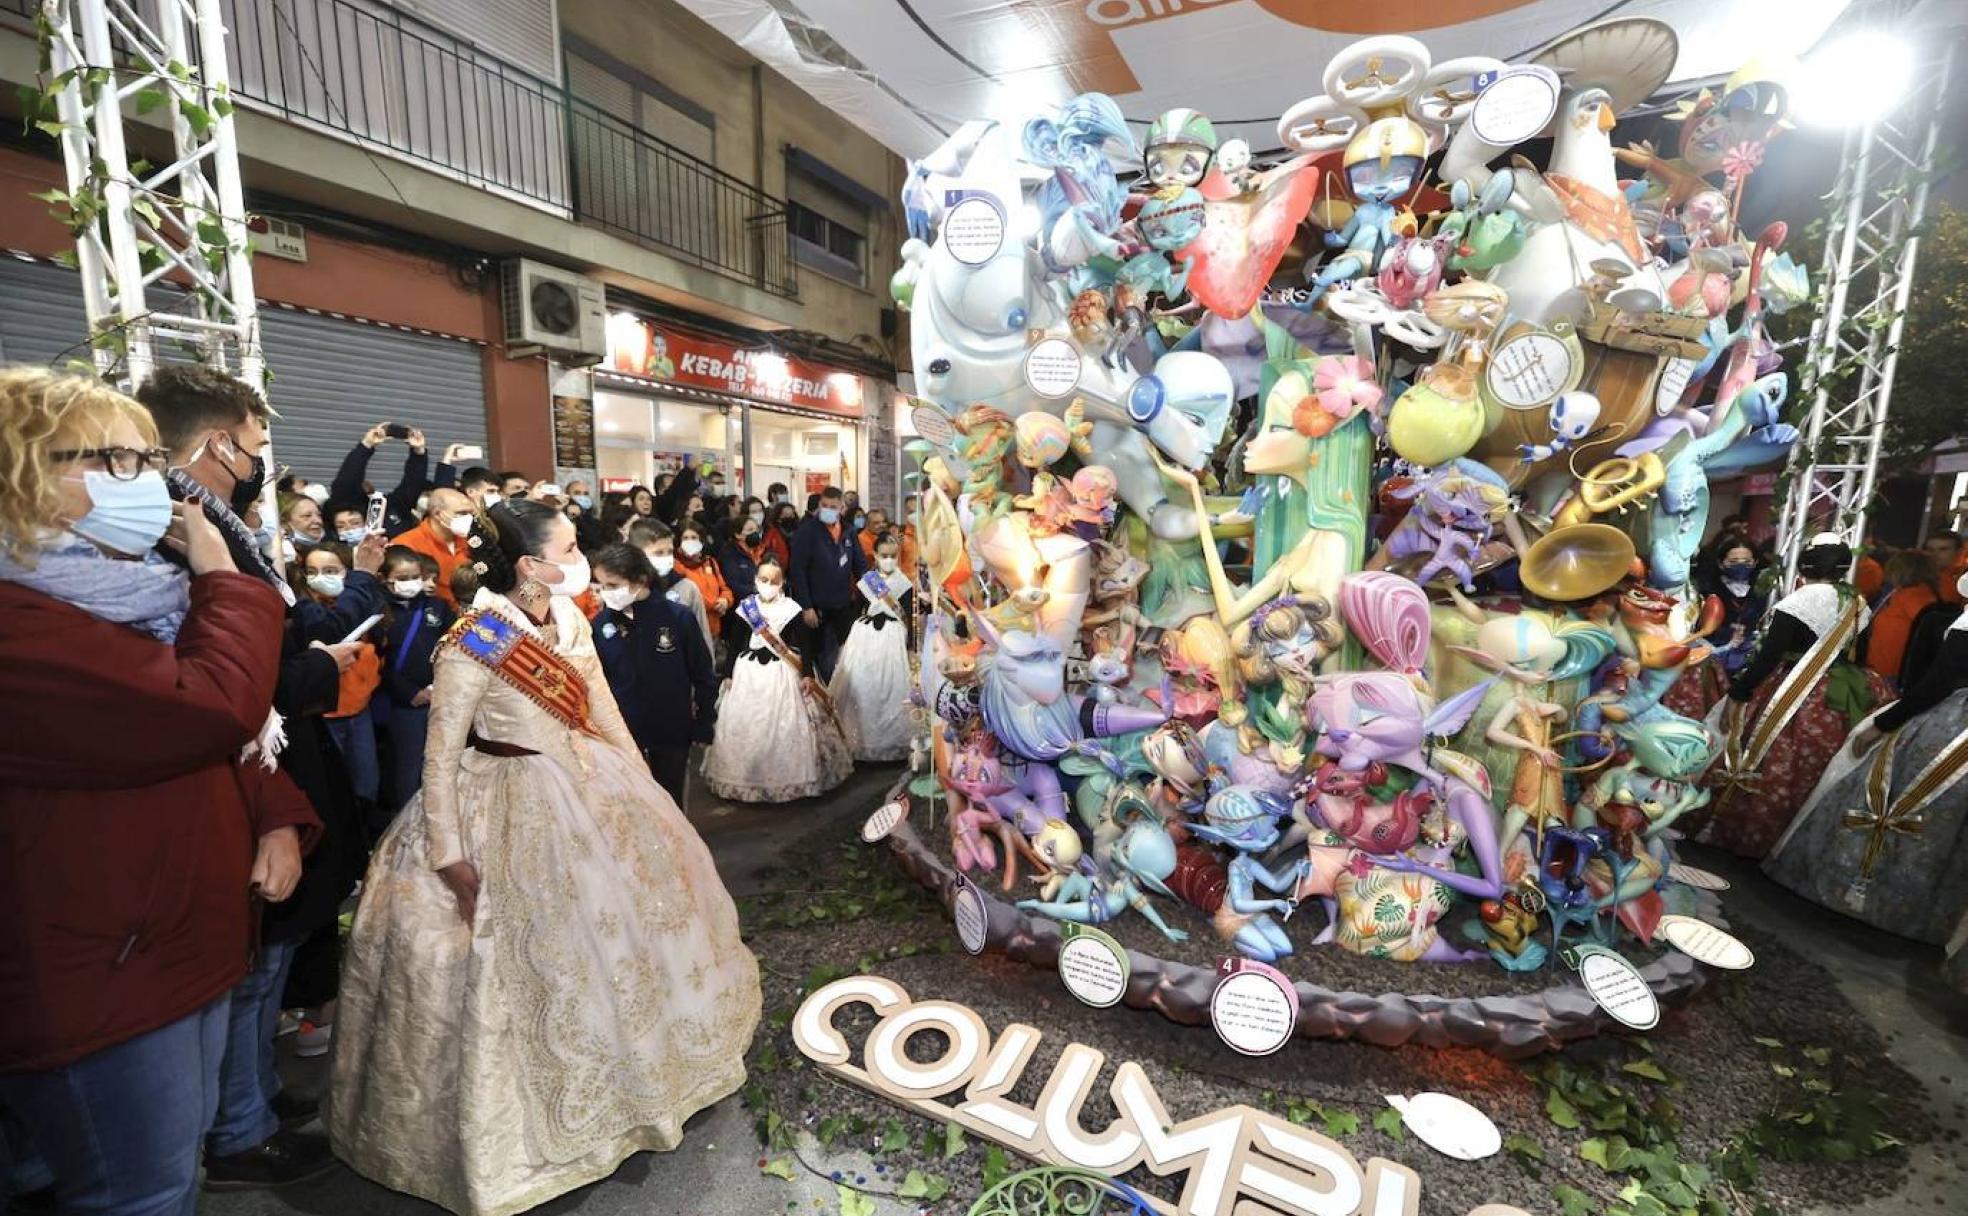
[329,589,760,1216]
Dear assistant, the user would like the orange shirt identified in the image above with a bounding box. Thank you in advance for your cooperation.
[676,556,732,637]
[388,522,469,608]
[1864,582,1941,681]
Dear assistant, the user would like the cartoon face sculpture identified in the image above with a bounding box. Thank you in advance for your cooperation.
[1143,108,1218,189]
[1138,187,1208,251]
[1342,117,1427,205]
[1310,674,1431,773]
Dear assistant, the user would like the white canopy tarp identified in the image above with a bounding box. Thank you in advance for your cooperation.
[676,0,1853,158]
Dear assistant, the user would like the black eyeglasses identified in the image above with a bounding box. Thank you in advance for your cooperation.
[53,446,172,480]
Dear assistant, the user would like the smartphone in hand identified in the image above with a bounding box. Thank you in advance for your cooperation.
[365,491,389,535]
[384,423,412,440]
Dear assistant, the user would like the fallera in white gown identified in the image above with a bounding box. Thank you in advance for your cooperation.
[328,590,761,1216]
[827,570,915,762]
[701,592,852,802]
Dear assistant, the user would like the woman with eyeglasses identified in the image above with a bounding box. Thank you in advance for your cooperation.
[0,369,320,1214]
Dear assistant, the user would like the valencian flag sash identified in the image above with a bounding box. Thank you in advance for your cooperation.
[443,610,592,734]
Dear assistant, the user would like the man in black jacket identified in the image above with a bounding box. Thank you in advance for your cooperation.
[788,485,867,681]
[140,367,352,1186]
[329,422,429,536]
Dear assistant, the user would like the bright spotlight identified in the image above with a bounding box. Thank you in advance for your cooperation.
[1793,31,1915,127]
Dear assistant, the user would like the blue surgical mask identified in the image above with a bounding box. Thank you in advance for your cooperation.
[818,506,840,526]
[68,469,173,557]
[1722,563,1755,580]
[853,514,866,530]
[573,495,593,510]
[338,527,366,545]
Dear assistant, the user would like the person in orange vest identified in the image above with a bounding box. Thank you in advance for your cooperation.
[674,518,734,640]
[855,506,917,576]
[387,487,477,608]
[1864,550,1943,686]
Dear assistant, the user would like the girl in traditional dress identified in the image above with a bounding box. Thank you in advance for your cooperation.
[330,500,760,1216]
[1697,534,1891,858]
[701,555,853,801]
[1764,568,1968,954]
[828,531,915,761]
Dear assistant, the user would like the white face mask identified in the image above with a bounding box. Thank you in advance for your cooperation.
[445,512,474,538]
[680,538,703,557]
[650,553,676,576]
[878,557,898,574]
[1959,569,1968,600]
[307,573,345,598]
[756,582,782,602]
[600,585,638,612]
[390,578,425,599]
[483,492,503,508]
[748,510,765,525]
[547,554,590,598]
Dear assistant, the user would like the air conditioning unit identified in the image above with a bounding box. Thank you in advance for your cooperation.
[501,258,606,364]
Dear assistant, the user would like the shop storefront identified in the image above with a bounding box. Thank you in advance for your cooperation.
[585,310,875,502]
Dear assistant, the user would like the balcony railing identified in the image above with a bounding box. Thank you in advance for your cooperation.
[1,0,797,297]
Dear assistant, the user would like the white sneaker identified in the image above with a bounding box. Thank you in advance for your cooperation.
[295,1020,334,1058]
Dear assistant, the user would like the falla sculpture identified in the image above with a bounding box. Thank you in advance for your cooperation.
[891,18,1804,979]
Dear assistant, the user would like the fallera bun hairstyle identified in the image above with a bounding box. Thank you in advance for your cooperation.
[1798,536,1854,582]
[472,498,564,594]
[592,543,655,586]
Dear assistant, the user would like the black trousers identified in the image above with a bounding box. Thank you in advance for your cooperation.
[813,602,858,682]
[644,744,692,810]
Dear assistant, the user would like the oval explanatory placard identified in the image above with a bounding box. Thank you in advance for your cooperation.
[861,800,907,843]
[1024,337,1083,399]
[1386,1092,1502,1161]
[1576,948,1660,1031]
[1058,924,1129,1009]
[1657,914,1755,970]
[909,403,957,449]
[1655,357,1697,415]
[942,195,1006,267]
[1668,862,1730,892]
[1486,331,1575,409]
[1209,960,1299,1056]
[953,875,989,956]
[1469,65,1561,148]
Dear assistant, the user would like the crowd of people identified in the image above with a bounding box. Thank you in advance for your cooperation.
[0,364,925,1216]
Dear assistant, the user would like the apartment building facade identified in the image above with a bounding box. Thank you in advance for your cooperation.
[0,0,907,504]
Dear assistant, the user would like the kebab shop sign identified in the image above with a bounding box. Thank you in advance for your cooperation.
[794,975,1533,1216]
[605,313,863,416]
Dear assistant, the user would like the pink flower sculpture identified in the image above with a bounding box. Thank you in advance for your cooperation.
[1314,354,1383,421]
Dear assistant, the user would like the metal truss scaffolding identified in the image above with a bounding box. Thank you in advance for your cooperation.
[1777,9,1956,580]
[39,0,262,389]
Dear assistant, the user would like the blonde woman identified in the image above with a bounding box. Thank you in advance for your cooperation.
[0,369,317,1215]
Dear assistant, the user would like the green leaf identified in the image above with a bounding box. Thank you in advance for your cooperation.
[1371,1106,1405,1141]
[816,1114,848,1147]
[212,95,233,117]
[1553,1183,1594,1216]
[944,1121,967,1158]
[760,1156,798,1181]
[896,1170,950,1201]
[879,1118,908,1153]
[1321,1109,1360,1138]
[1752,1036,1785,1049]
[980,1144,1011,1189]
[1546,1090,1582,1130]
[1623,1060,1671,1083]
[1504,1132,1545,1163]
[836,1184,876,1216]
[34,119,67,139]
[1581,1138,1611,1169]
[134,87,165,115]
[29,188,68,205]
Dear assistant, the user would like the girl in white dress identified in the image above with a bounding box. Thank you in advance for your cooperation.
[330,501,760,1216]
[828,532,915,761]
[701,556,852,801]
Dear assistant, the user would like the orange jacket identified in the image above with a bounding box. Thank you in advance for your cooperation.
[859,525,919,576]
[1855,555,1884,602]
[676,555,733,637]
[329,641,382,718]
[1864,582,1940,682]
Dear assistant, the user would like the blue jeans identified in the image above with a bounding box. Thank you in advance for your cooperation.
[386,701,430,813]
[326,705,380,803]
[0,996,227,1216]
[208,938,299,1157]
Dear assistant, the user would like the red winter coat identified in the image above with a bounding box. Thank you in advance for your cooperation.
[0,571,320,1072]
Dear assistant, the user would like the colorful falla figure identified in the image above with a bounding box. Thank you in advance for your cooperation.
[1143,108,1219,191]
[1183,781,1309,963]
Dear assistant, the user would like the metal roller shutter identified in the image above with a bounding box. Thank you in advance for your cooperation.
[256,309,488,490]
[0,257,488,489]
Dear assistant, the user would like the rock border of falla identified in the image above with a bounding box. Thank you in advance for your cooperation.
[881,818,1717,1060]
